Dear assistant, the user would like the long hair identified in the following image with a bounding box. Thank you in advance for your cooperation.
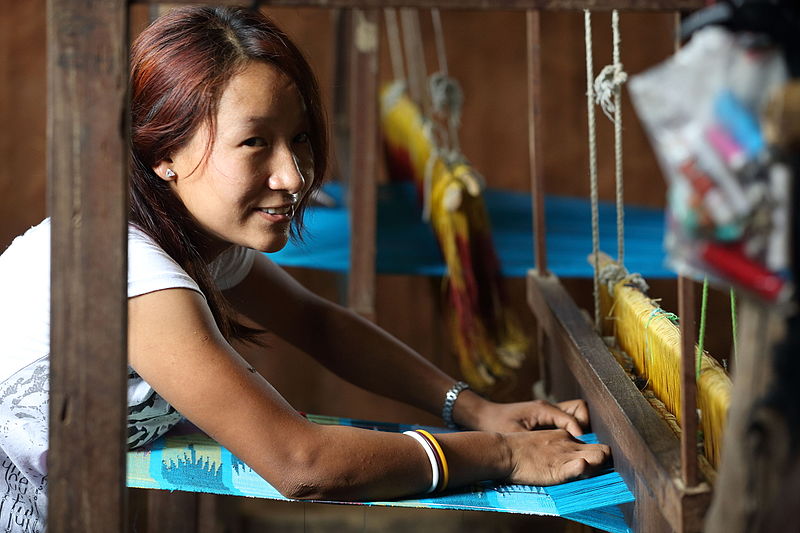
[130,6,328,342]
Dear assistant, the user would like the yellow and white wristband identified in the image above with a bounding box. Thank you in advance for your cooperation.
[403,429,449,494]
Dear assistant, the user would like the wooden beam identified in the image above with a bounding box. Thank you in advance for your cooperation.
[347,7,379,319]
[47,0,129,532]
[705,299,794,533]
[131,0,705,11]
[527,271,711,532]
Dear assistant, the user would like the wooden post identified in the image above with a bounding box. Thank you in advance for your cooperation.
[332,7,353,186]
[347,7,379,319]
[526,9,547,276]
[704,299,787,533]
[47,0,129,532]
[678,275,699,488]
[526,9,553,403]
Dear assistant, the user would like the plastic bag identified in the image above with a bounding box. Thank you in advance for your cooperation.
[629,26,792,303]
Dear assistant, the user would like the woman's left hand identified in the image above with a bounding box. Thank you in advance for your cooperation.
[468,398,590,438]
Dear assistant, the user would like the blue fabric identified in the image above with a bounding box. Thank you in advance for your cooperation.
[128,415,633,533]
[271,182,672,279]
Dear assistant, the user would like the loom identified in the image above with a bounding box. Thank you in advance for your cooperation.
[46,1,800,532]
[377,7,734,529]
[527,9,734,532]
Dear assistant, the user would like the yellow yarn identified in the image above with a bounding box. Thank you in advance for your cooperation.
[381,82,528,390]
[599,262,731,468]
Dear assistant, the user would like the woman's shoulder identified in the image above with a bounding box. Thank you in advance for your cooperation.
[127,224,202,299]
[2,219,160,260]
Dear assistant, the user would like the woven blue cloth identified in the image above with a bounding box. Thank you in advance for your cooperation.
[128,415,633,533]
[270,182,671,278]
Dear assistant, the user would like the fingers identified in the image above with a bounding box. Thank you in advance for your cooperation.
[550,409,584,438]
[557,399,590,428]
[536,403,584,437]
[562,443,611,481]
[506,429,612,486]
[562,458,591,480]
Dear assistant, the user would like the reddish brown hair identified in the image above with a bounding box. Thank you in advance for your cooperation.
[129,6,328,341]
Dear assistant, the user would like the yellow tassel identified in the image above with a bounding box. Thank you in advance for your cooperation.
[381,83,528,391]
[594,253,731,468]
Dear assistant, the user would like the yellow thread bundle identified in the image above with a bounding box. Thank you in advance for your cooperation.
[381,82,528,390]
[600,270,731,468]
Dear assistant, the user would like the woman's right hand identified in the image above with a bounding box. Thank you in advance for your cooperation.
[503,429,612,486]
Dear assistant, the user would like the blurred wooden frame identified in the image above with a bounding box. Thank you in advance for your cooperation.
[47,1,705,532]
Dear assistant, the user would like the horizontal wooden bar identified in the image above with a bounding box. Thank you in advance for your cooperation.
[129,0,704,12]
[527,270,711,533]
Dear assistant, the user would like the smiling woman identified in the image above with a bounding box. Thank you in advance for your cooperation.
[0,6,610,532]
[129,6,328,341]
[152,61,314,256]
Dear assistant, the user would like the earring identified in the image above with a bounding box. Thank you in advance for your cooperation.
[165,169,176,179]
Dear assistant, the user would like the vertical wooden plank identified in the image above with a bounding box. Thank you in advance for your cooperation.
[526,9,547,276]
[526,9,551,401]
[348,8,379,319]
[678,275,698,488]
[704,300,794,533]
[47,0,128,532]
[332,8,353,186]
[147,491,198,533]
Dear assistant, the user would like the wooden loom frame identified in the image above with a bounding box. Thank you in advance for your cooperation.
[46,1,706,532]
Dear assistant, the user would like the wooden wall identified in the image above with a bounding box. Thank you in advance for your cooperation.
[0,0,47,249]
[0,3,730,421]
[0,4,675,254]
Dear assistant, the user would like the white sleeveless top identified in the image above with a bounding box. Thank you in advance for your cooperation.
[0,219,256,532]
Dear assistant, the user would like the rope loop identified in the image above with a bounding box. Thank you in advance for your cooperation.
[599,263,627,296]
[623,272,650,294]
[593,64,628,121]
[429,73,463,123]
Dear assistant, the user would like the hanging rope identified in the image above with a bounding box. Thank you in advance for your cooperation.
[429,9,464,159]
[585,10,601,332]
[399,8,429,114]
[423,8,473,222]
[431,8,448,77]
[612,11,625,265]
[593,10,628,266]
[384,8,405,83]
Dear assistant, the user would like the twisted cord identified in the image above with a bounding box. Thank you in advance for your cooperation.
[592,11,627,265]
[431,9,448,77]
[612,10,625,265]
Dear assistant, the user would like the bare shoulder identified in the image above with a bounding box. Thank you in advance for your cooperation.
[127,288,314,470]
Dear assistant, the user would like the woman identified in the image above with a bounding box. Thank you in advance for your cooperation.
[0,6,609,531]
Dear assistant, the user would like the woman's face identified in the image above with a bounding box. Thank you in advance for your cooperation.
[156,61,314,257]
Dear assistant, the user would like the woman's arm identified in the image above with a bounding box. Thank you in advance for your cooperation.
[224,254,483,424]
[224,254,590,435]
[128,286,609,500]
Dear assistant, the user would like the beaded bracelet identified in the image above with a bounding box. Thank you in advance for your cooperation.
[403,430,439,494]
[441,381,470,430]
